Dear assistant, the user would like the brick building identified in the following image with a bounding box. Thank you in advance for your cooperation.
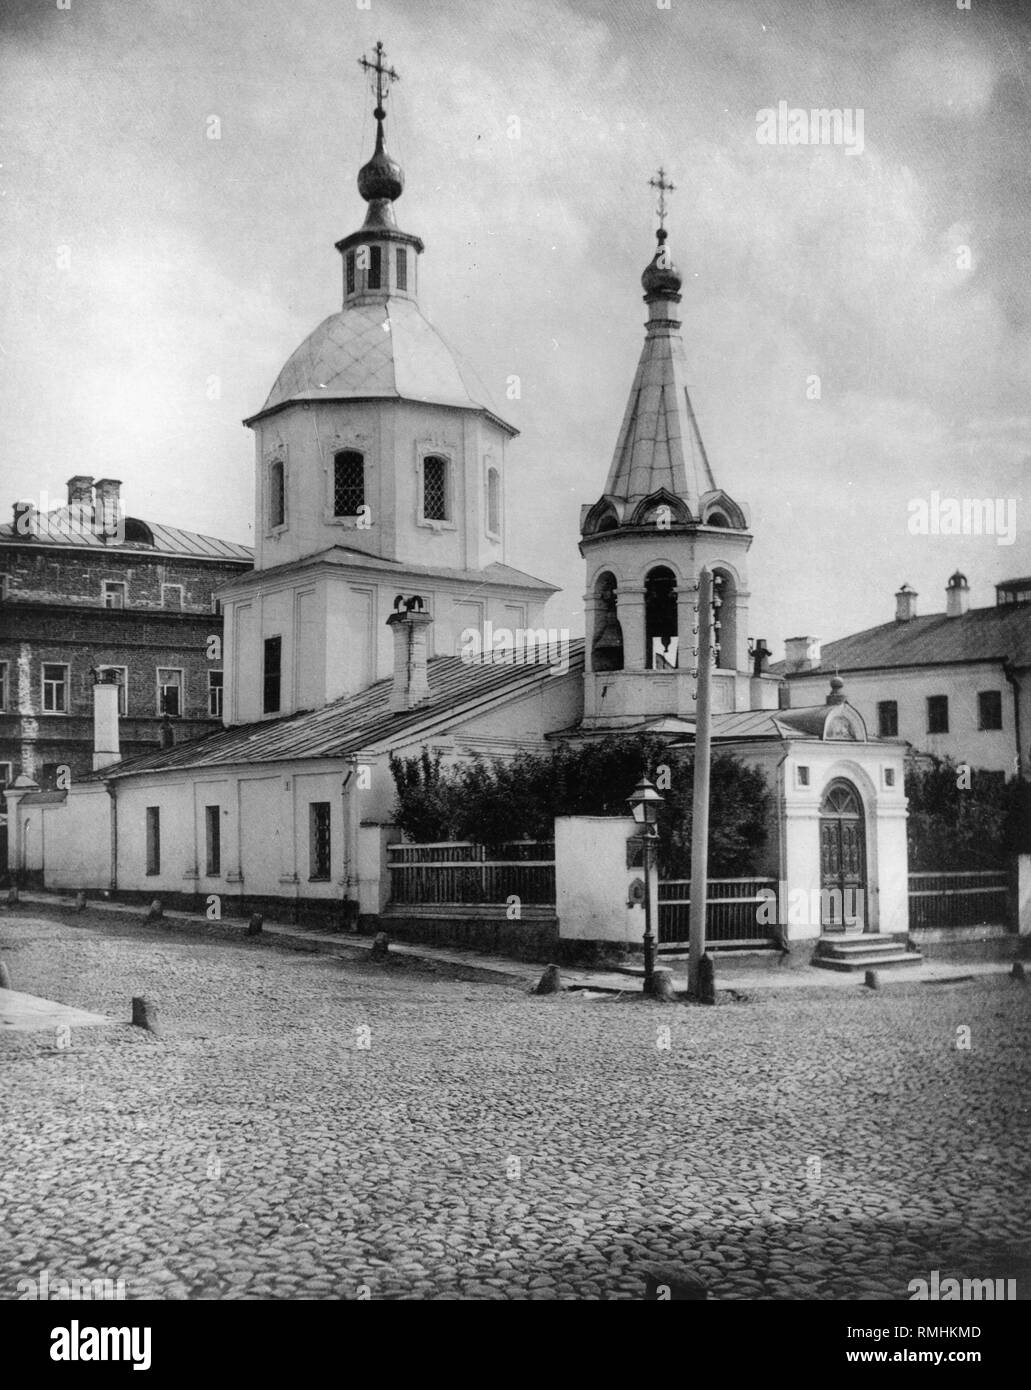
[0,476,252,799]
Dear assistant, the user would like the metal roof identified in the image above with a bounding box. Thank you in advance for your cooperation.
[251,299,515,433]
[95,644,586,780]
[0,510,252,563]
[217,545,557,594]
[773,602,1031,677]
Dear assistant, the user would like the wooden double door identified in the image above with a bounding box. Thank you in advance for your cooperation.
[819,779,867,932]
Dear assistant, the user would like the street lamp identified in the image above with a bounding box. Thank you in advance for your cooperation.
[627,777,665,995]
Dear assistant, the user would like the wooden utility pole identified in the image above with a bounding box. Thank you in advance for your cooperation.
[688,567,714,996]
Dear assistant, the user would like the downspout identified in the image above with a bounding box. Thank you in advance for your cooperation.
[1003,662,1024,779]
[107,779,118,891]
[341,756,360,928]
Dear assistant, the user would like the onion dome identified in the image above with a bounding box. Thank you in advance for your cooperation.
[358,115,404,205]
[641,228,682,300]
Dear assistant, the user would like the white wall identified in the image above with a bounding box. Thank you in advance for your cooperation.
[555,816,652,944]
[787,661,1017,774]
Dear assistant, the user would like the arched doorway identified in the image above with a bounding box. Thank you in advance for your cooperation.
[819,779,867,932]
[644,566,678,669]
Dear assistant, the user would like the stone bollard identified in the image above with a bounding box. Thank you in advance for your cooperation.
[146,899,163,921]
[247,913,264,936]
[7,886,19,906]
[649,967,676,1001]
[370,932,391,961]
[698,952,716,1005]
[865,969,880,990]
[0,955,12,990]
[533,964,562,995]
[131,997,160,1036]
[75,891,87,913]
[1011,961,1026,982]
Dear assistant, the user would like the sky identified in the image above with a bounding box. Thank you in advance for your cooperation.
[2,0,1029,653]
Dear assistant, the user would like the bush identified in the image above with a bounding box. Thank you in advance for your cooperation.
[389,738,771,875]
[904,756,1021,870]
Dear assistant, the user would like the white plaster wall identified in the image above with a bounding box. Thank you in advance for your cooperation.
[556,816,649,943]
[787,662,1017,774]
[40,788,112,889]
[115,779,195,893]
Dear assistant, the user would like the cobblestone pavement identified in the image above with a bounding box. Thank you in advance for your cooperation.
[1,905,1029,1301]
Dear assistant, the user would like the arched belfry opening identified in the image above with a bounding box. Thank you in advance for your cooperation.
[591,571,624,671]
[645,566,678,669]
[712,568,737,671]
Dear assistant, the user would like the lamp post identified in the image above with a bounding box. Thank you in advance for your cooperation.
[628,776,665,996]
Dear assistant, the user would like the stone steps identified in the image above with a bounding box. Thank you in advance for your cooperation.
[813,934,922,973]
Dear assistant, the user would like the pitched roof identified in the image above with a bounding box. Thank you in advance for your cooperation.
[603,312,716,511]
[250,298,515,434]
[217,544,557,594]
[0,511,252,563]
[773,603,1031,676]
[93,644,586,780]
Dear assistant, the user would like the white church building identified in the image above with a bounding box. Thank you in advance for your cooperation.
[6,45,912,963]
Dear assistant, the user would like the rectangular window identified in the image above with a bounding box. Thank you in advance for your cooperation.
[346,250,356,294]
[212,596,223,615]
[161,584,183,610]
[0,661,7,712]
[208,670,224,718]
[883,767,896,788]
[145,807,161,876]
[157,668,183,717]
[102,580,126,609]
[423,455,448,521]
[333,451,365,516]
[42,663,69,713]
[96,665,128,716]
[877,700,898,737]
[796,765,810,788]
[978,690,1003,731]
[927,695,949,734]
[263,636,282,714]
[395,247,407,291]
[0,762,12,788]
[486,467,500,535]
[368,245,382,290]
[309,802,331,880]
[205,805,221,876]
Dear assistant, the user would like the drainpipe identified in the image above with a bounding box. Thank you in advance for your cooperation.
[341,756,361,928]
[107,779,118,891]
[1003,662,1024,780]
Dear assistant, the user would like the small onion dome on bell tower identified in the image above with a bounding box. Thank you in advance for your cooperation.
[355,41,405,231]
[641,228,682,302]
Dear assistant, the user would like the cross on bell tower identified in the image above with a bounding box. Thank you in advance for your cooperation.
[649,167,676,233]
[358,39,400,123]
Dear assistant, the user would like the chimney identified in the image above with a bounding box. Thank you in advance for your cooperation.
[91,669,121,770]
[387,600,433,712]
[67,475,94,506]
[895,583,918,622]
[946,571,970,618]
[93,478,122,540]
[784,636,821,673]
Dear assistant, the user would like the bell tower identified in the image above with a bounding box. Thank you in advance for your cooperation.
[579,171,755,728]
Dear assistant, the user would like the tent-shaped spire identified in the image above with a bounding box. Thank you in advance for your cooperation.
[603,218,716,511]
